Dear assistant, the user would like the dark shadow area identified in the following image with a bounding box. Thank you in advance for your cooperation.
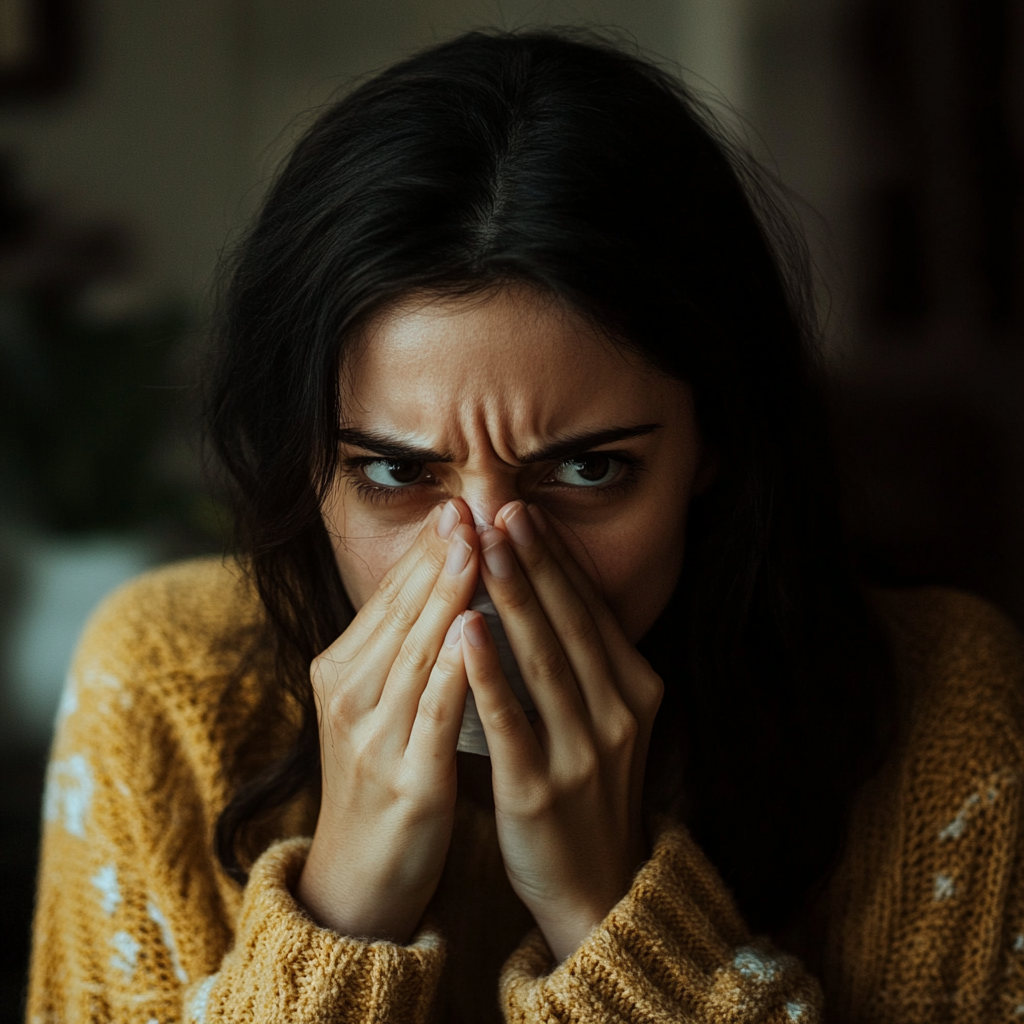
[0,751,47,1024]
[837,386,1024,625]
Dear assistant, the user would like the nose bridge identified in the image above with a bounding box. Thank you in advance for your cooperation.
[458,470,520,529]
[451,407,523,527]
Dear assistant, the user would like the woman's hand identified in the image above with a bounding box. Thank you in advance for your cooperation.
[296,499,479,944]
[462,502,664,963]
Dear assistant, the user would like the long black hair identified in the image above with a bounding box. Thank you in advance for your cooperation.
[207,28,893,935]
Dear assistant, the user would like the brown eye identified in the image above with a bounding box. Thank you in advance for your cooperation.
[549,455,619,487]
[363,460,426,487]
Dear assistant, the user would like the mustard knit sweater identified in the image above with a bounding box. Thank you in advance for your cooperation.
[26,558,1024,1023]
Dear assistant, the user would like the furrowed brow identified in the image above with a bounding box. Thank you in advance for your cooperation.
[337,423,661,465]
[518,424,661,464]
[337,428,453,463]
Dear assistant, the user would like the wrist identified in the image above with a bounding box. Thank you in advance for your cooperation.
[534,905,607,964]
[296,843,426,945]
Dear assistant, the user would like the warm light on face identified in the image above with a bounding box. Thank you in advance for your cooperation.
[322,285,705,643]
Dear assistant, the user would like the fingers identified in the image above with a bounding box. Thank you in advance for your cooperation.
[523,504,630,652]
[490,503,662,845]
[493,502,660,736]
[378,523,479,742]
[312,499,474,717]
[341,499,472,650]
[459,610,542,780]
[404,614,471,769]
[521,506,659,701]
[483,505,626,737]
[477,524,596,750]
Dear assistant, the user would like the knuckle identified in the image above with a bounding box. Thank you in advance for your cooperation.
[325,687,358,731]
[377,568,402,606]
[547,739,600,793]
[560,610,600,650]
[564,749,600,788]
[383,585,421,634]
[416,535,447,577]
[431,564,467,604]
[416,687,450,728]
[640,670,665,716]
[605,711,639,751]
[485,700,524,740]
[515,780,557,819]
[527,642,569,681]
[498,584,534,616]
[392,638,436,681]
[425,535,448,568]
[311,652,344,703]
[309,655,328,691]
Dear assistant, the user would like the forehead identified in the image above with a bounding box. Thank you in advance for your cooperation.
[340,287,674,441]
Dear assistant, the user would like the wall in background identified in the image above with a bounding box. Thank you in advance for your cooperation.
[0,0,752,306]
[0,0,248,301]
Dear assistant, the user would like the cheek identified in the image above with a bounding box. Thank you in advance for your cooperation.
[323,491,425,611]
[549,510,687,644]
[606,526,687,643]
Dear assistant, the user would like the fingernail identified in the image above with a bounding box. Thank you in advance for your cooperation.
[438,501,459,539]
[502,502,535,546]
[462,611,488,648]
[481,529,515,579]
[445,531,472,575]
[445,615,464,647]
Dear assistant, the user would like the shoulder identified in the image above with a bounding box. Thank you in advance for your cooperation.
[40,560,279,932]
[74,556,261,675]
[59,556,269,764]
[66,554,261,698]
[827,591,1024,1016]
[870,586,1024,794]
[46,557,280,848]
[873,586,1024,685]
[873,588,1024,732]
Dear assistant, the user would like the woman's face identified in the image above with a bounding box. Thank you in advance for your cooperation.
[325,285,706,643]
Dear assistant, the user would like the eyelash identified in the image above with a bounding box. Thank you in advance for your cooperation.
[341,452,644,507]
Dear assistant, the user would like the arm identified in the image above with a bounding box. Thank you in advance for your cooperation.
[497,588,1024,1023]
[462,502,822,1022]
[26,567,446,1024]
[500,814,823,1023]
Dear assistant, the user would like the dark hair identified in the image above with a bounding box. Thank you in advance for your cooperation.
[207,28,893,934]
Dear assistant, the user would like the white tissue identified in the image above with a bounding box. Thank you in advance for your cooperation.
[456,578,539,756]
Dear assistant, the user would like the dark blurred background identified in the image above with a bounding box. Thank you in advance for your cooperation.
[2,0,1022,1018]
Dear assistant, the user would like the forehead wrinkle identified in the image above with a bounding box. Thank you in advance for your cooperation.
[472,386,610,468]
[337,285,672,467]
[341,353,661,467]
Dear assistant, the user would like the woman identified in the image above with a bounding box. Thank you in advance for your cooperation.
[28,29,1024,1024]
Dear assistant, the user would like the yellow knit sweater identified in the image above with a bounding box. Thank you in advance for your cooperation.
[26,558,1024,1023]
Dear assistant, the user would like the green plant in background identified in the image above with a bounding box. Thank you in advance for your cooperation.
[0,290,191,534]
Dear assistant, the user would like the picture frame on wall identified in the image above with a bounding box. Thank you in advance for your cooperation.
[0,0,78,99]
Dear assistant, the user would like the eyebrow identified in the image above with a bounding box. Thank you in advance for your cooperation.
[336,423,662,464]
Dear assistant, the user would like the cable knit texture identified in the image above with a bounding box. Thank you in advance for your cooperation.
[26,558,1024,1023]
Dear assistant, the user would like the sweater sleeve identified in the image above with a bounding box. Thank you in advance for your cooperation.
[498,588,1024,1024]
[498,813,823,1023]
[185,838,446,1023]
[26,567,447,1024]
[819,588,1024,1023]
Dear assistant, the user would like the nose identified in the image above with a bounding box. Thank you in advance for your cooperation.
[458,475,521,530]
